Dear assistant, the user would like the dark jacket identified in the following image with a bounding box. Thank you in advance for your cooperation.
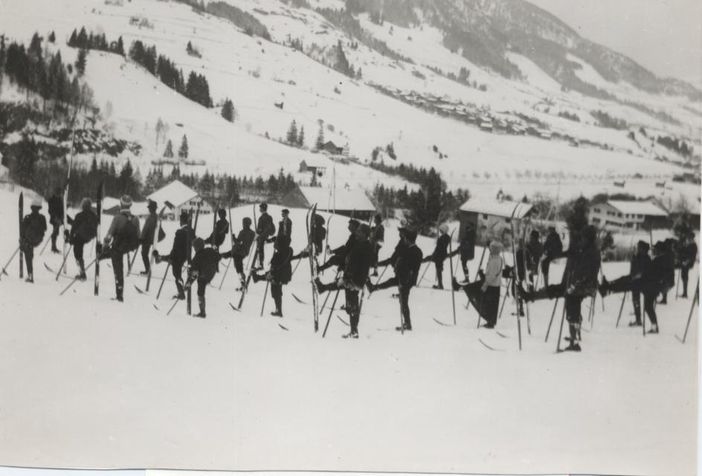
[680,242,698,269]
[312,219,326,251]
[333,233,356,257]
[270,245,293,284]
[526,239,543,272]
[396,244,423,287]
[233,228,255,257]
[344,239,374,288]
[431,233,450,262]
[140,213,158,245]
[643,255,667,294]
[190,248,220,282]
[564,243,600,297]
[379,240,407,268]
[105,209,140,253]
[71,209,98,244]
[21,211,47,249]
[630,251,651,280]
[169,225,191,265]
[257,212,275,240]
[543,231,563,261]
[48,194,63,223]
[371,224,385,245]
[207,219,229,247]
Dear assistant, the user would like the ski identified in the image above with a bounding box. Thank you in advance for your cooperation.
[44,262,74,280]
[229,302,240,312]
[432,318,452,327]
[337,314,349,326]
[448,228,456,325]
[278,323,289,331]
[19,192,24,279]
[145,202,169,292]
[94,181,103,296]
[134,285,147,295]
[306,203,319,332]
[478,338,504,352]
[291,293,307,304]
[186,202,202,315]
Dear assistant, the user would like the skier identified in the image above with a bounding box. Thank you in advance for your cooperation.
[154,210,191,300]
[367,227,422,331]
[20,197,48,283]
[254,202,275,269]
[205,208,229,249]
[448,222,476,280]
[541,226,562,286]
[658,239,676,304]
[317,218,359,273]
[252,234,293,317]
[48,186,64,253]
[525,229,543,285]
[422,225,450,289]
[68,198,98,280]
[102,195,141,302]
[186,237,221,318]
[219,217,256,290]
[315,223,373,338]
[599,240,650,326]
[138,200,159,275]
[452,241,504,328]
[376,227,407,271]
[291,213,326,260]
[679,233,697,298]
[370,213,385,276]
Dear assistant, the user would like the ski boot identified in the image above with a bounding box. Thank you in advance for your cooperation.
[194,296,206,318]
[648,323,659,334]
[598,277,610,298]
[25,274,34,283]
[342,331,359,339]
[628,320,642,327]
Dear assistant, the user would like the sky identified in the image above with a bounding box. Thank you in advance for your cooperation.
[527,0,702,87]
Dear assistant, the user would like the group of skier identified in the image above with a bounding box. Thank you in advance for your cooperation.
[14,192,698,347]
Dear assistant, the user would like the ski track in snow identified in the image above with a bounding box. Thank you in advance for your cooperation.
[0,189,697,474]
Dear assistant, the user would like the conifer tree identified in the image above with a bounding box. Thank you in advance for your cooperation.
[163,139,174,158]
[76,48,87,76]
[286,120,298,144]
[178,134,189,159]
[297,125,305,147]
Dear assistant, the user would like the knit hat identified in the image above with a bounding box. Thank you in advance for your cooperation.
[489,241,503,254]
[80,198,92,211]
[637,240,650,252]
[120,194,133,208]
[148,200,157,211]
[357,223,371,236]
[404,228,417,242]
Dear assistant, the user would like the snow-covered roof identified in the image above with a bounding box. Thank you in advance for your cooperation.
[147,180,198,208]
[460,198,533,219]
[301,156,328,168]
[299,186,375,212]
[607,200,668,217]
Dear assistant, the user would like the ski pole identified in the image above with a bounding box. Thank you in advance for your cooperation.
[544,297,559,342]
[448,235,456,325]
[218,255,232,290]
[417,261,431,285]
[260,279,270,317]
[60,258,97,296]
[497,277,511,321]
[322,289,341,338]
[555,298,567,352]
[681,281,699,343]
[128,249,139,274]
[615,290,627,328]
[156,262,171,300]
[55,244,74,280]
[166,296,182,316]
[675,268,681,299]
[39,234,51,256]
[0,246,21,280]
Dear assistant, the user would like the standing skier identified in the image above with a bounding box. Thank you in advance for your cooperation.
[154,211,191,300]
[368,227,422,331]
[68,198,98,280]
[525,230,543,285]
[599,240,650,327]
[541,226,562,286]
[448,222,476,280]
[658,239,676,304]
[370,214,385,276]
[219,217,256,290]
[292,213,326,260]
[20,197,48,283]
[186,238,221,318]
[205,208,229,249]
[253,234,293,317]
[48,186,64,253]
[315,223,373,338]
[422,225,450,289]
[139,200,159,275]
[452,241,504,328]
[102,195,140,302]
[318,218,359,273]
[254,202,275,269]
[679,233,697,298]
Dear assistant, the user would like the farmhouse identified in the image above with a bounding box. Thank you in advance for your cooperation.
[147,180,212,219]
[590,200,670,230]
[458,198,533,243]
[281,185,376,221]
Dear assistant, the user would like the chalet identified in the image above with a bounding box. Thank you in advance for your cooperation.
[147,180,212,220]
[458,198,533,244]
[281,185,376,221]
[589,200,670,230]
[298,157,328,185]
[320,141,344,155]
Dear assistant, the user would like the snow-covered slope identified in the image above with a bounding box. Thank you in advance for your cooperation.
[0,186,697,474]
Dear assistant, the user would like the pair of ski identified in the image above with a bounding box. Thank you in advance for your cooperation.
[230,204,259,311]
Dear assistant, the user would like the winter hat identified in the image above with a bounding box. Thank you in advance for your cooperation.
[637,240,650,252]
[31,197,42,208]
[180,210,190,224]
[259,202,268,211]
[357,223,371,237]
[81,198,92,211]
[314,214,325,225]
[193,237,204,251]
[120,194,133,208]
[489,241,503,254]
[348,219,360,229]
[243,217,252,226]
[218,208,226,219]
[148,200,157,211]
[404,228,418,242]
[282,209,289,215]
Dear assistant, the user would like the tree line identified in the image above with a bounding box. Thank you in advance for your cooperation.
[68,27,125,56]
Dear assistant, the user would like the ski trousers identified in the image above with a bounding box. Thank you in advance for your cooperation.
[345,289,360,333]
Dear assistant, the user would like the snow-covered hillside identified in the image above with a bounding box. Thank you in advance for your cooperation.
[0,186,697,474]
[0,0,699,205]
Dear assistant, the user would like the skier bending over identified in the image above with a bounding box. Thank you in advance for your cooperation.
[20,197,48,283]
[186,237,221,318]
[252,234,293,317]
[367,227,422,331]
[315,223,373,338]
[219,217,256,290]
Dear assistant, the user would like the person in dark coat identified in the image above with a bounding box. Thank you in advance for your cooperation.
[139,200,159,275]
[658,239,676,304]
[315,223,373,338]
[370,214,385,276]
[48,186,64,253]
[254,202,275,269]
[219,217,256,290]
[599,241,650,325]
[541,226,563,286]
[525,230,543,285]
[368,227,422,331]
[20,197,48,283]
[422,225,451,289]
[154,211,191,300]
[292,213,326,261]
[205,208,229,250]
[103,195,141,302]
[68,197,98,280]
[318,219,359,273]
[376,227,408,271]
[679,234,697,298]
[449,222,476,280]
[187,238,221,318]
[253,234,293,317]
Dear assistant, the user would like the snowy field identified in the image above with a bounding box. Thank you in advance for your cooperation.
[0,187,697,475]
